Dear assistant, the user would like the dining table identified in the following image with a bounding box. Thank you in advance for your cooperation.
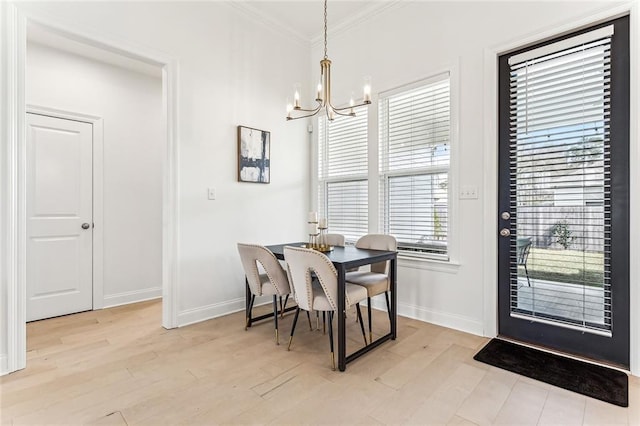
[263,242,397,371]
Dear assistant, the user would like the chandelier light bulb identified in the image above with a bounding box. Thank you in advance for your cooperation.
[363,76,372,103]
[293,84,301,109]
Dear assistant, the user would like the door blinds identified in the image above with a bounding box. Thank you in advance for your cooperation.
[318,106,368,242]
[508,26,613,334]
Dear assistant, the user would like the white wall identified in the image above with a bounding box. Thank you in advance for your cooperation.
[309,1,638,374]
[26,41,164,307]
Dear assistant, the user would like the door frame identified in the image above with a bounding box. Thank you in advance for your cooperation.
[26,107,104,311]
[482,3,639,375]
[2,3,180,375]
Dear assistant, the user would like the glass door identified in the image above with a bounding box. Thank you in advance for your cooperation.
[497,16,629,367]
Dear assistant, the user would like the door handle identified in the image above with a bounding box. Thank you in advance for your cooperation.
[81,223,91,230]
[500,228,510,237]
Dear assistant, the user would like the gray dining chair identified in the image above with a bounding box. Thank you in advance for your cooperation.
[346,234,397,344]
[322,233,345,247]
[237,243,291,345]
[284,245,368,370]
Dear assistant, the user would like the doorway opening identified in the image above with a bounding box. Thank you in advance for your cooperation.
[4,4,179,375]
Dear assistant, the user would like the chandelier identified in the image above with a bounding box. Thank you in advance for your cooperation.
[286,0,371,121]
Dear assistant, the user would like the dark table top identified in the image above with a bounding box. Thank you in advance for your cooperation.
[265,242,396,270]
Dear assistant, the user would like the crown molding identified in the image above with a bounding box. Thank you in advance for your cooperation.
[310,0,405,46]
[224,1,311,47]
[224,1,404,47]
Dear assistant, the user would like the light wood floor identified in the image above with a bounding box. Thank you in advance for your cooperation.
[1,300,638,425]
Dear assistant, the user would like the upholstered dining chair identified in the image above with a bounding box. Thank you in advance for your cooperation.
[346,234,397,344]
[284,245,368,370]
[237,243,291,345]
[322,233,345,247]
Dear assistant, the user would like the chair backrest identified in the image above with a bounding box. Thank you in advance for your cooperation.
[355,234,397,274]
[323,233,345,247]
[517,237,532,265]
[284,246,338,312]
[237,243,290,297]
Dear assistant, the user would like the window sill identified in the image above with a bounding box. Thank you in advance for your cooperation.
[397,253,461,274]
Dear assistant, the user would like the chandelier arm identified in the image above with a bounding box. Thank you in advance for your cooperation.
[330,108,356,118]
[331,101,372,112]
[293,102,324,113]
[287,105,323,121]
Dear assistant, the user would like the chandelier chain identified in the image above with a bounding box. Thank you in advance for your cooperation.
[323,0,328,59]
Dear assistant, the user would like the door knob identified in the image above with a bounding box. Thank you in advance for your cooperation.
[81,223,91,230]
[500,228,510,237]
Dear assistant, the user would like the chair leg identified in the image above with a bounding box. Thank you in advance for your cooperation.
[273,295,279,345]
[306,311,313,331]
[524,264,531,286]
[384,291,392,323]
[245,294,255,330]
[367,297,373,344]
[281,294,290,318]
[356,303,367,345]
[328,311,335,371]
[322,311,326,335]
[316,311,320,330]
[288,308,301,351]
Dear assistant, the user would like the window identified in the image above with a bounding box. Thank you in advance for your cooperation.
[318,106,368,242]
[379,74,451,259]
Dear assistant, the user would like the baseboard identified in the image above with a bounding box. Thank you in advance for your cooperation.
[177,297,246,327]
[102,287,162,309]
[0,354,8,376]
[175,295,484,336]
[369,298,484,336]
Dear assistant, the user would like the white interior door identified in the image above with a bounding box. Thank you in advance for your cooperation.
[26,113,93,322]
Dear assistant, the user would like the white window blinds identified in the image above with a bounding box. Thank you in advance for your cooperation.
[379,74,450,258]
[318,106,368,242]
[509,27,612,334]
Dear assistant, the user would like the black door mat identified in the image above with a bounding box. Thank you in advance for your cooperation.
[473,338,628,407]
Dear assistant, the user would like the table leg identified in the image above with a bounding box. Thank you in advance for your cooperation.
[337,265,346,371]
[391,256,397,339]
[245,278,251,328]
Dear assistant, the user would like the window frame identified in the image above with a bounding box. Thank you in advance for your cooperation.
[316,106,369,243]
[312,68,459,266]
[378,72,456,262]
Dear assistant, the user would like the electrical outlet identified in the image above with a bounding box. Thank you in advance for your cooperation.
[459,185,478,199]
[207,187,216,200]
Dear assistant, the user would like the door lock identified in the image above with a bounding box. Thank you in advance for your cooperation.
[500,228,510,237]
[81,223,91,230]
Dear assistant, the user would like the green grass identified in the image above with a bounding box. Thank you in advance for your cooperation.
[521,247,604,287]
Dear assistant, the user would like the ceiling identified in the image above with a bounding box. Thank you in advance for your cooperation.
[232,1,398,42]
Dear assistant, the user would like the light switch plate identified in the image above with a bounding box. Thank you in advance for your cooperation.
[459,185,478,199]
[207,187,216,200]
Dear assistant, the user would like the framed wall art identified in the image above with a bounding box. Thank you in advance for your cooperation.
[237,125,270,184]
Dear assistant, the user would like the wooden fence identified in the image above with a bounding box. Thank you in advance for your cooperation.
[516,206,604,252]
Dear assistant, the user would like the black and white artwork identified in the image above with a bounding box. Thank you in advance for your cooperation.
[237,126,270,183]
